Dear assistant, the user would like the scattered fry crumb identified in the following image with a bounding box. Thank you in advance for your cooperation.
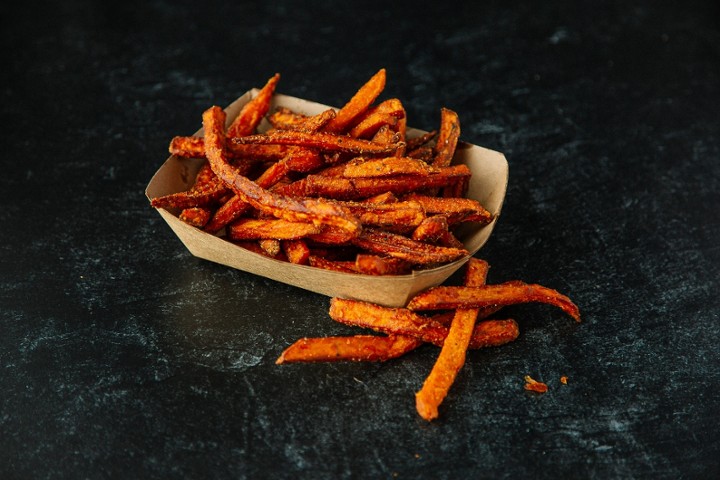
[524,375,548,393]
[560,375,568,384]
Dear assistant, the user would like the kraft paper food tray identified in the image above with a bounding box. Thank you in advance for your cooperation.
[146,89,509,307]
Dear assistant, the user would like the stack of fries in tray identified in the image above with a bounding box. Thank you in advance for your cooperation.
[147,69,580,420]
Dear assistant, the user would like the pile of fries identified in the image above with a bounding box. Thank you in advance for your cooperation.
[150,69,493,275]
[277,258,580,421]
[150,70,580,420]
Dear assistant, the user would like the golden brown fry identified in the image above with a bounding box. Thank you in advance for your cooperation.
[404,194,493,225]
[328,298,518,349]
[432,107,461,168]
[276,334,423,364]
[179,207,212,228]
[280,164,472,201]
[234,129,404,156]
[323,69,386,134]
[203,158,292,233]
[332,200,425,232]
[282,239,311,265]
[297,108,338,132]
[415,258,487,421]
[351,228,468,265]
[407,282,582,322]
[202,106,362,236]
[349,98,406,139]
[372,124,403,147]
[354,254,412,276]
[259,238,282,257]
[268,107,307,130]
[343,156,439,178]
[150,183,228,210]
[308,256,358,273]
[412,215,451,244]
[171,136,322,168]
[227,218,321,240]
[406,130,438,151]
[227,73,280,138]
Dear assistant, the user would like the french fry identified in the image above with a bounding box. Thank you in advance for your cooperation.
[412,215,459,246]
[372,124,403,148]
[259,238,282,257]
[227,218,322,240]
[342,156,439,178]
[279,164,472,201]
[234,129,404,156]
[354,254,412,276]
[323,68,387,134]
[404,194,493,225]
[348,98,406,139]
[407,282,582,321]
[150,182,228,210]
[179,207,212,228]
[332,199,425,232]
[227,73,280,138]
[432,108,461,168]
[308,256,358,273]
[406,130,437,152]
[276,334,423,364]
[268,107,307,130]
[202,106,362,236]
[282,239,311,265]
[171,135,319,167]
[415,258,487,421]
[328,297,518,349]
[351,228,468,266]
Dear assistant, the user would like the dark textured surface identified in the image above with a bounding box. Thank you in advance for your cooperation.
[2,0,719,478]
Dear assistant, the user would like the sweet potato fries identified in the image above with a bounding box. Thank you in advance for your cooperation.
[150,70,493,275]
[277,258,580,421]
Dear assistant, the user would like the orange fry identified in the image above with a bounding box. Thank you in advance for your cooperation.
[406,130,438,151]
[323,69,386,134]
[171,136,321,168]
[203,157,292,233]
[328,298,518,349]
[150,183,228,210]
[202,106,362,236]
[343,156,439,178]
[227,73,280,138]
[280,164,472,201]
[407,282,581,321]
[282,239,311,265]
[432,107,461,168]
[354,254,412,276]
[308,256,358,273]
[349,98,406,139]
[234,129,403,156]
[259,238,282,257]
[276,334,423,364]
[333,199,425,231]
[404,194,493,225]
[267,107,307,130]
[351,228,468,265]
[179,207,212,227]
[227,218,321,240]
[415,258,487,421]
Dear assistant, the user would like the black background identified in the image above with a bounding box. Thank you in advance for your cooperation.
[2,1,719,478]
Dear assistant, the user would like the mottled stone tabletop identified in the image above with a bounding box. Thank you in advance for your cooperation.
[2,1,719,478]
